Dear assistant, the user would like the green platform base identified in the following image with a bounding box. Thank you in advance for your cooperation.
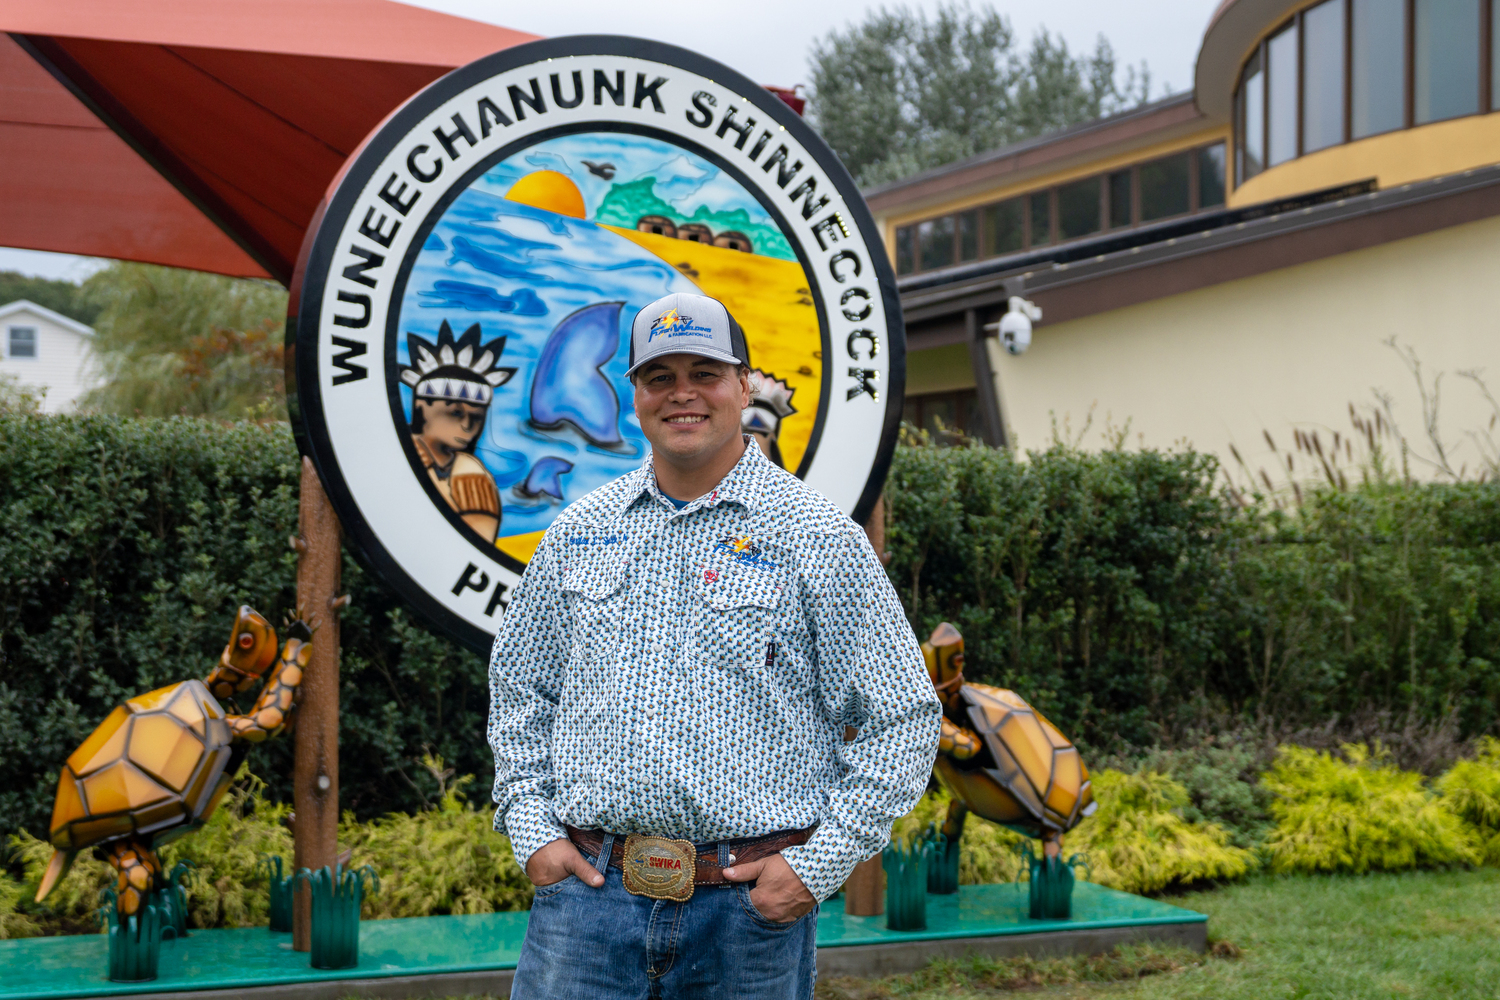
[0,882,1206,999]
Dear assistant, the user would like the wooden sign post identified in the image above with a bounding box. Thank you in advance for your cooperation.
[843,497,890,918]
[291,457,344,952]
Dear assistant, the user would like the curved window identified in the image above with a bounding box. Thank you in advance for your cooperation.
[1415,0,1480,124]
[1234,0,1500,186]
[892,143,1228,275]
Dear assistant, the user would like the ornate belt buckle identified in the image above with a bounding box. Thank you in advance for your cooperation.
[621,833,696,902]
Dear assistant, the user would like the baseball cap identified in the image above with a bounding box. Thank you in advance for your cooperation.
[626,292,750,378]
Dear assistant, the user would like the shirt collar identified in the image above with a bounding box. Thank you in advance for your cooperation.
[625,436,771,514]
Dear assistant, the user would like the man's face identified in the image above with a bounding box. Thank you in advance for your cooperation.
[415,398,488,456]
[633,355,750,468]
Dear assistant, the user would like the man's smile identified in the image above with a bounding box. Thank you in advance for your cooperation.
[665,414,709,424]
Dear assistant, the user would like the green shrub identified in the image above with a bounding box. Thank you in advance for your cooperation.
[891,789,1026,884]
[1435,737,1500,864]
[8,829,112,936]
[157,769,294,929]
[6,766,530,935]
[895,773,1253,895]
[1068,770,1255,894]
[341,764,533,918]
[0,415,492,852]
[885,440,1239,749]
[885,436,1500,751]
[0,870,39,939]
[1263,744,1479,874]
[1126,734,1274,848]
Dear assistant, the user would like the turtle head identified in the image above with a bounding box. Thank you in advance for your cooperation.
[923,622,965,706]
[222,606,278,678]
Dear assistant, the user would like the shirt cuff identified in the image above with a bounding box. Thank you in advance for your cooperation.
[498,795,568,870]
[779,822,871,901]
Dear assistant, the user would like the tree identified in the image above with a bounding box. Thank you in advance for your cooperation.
[79,262,288,419]
[0,270,100,326]
[807,3,1151,187]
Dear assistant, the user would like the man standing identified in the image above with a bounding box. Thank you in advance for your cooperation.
[489,292,939,999]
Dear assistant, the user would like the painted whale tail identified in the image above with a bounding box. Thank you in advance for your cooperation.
[529,302,625,447]
[517,457,575,500]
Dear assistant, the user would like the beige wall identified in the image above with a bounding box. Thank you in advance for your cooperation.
[988,214,1500,483]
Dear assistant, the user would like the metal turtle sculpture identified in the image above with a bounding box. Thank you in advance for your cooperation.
[36,607,310,918]
[923,622,1095,856]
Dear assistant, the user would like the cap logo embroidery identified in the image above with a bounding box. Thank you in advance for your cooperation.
[648,309,714,342]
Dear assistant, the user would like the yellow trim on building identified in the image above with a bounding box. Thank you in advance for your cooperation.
[1230,112,1500,207]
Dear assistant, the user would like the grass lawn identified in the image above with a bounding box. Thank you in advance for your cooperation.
[815,869,1500,999]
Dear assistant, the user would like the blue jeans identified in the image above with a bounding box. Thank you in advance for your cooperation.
[512,836,818,999]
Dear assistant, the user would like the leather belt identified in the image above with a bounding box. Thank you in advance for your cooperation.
[566,824,813,889]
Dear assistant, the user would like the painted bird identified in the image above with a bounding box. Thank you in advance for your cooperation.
[582,160,617,180]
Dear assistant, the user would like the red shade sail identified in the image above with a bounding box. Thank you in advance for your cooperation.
[0,0,538,282]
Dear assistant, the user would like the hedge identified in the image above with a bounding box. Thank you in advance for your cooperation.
[4,414,1500,853]
[885,439,1500,748]
[0,414,490,846]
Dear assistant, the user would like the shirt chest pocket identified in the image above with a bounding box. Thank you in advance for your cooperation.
[561,555,628,659]
[695,552,784,667]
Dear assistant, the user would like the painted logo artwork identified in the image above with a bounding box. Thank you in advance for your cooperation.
[395,132,823,567]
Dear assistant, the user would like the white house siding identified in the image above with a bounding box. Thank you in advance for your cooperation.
[0,302,99,413]
[988,213,1500,485]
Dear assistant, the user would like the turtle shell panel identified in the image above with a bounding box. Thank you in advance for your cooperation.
[959,683,1094,835]
[49,680,233,853]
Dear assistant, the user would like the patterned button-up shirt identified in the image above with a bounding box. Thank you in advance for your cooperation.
[488,440,940,899]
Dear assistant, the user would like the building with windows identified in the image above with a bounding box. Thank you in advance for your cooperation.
[874,0,1500,483]
[0,299,99,412]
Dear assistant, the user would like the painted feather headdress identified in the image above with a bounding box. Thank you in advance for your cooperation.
[400,320,516,405]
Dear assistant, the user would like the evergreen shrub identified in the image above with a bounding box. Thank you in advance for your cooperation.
[4,767,528,934]
[0,415,491,852]
[1435,737,1500,864]
[1066,770,1255,894]
[1114,734,1275,848]
[1263,744,1479,874]
[885,437,1500,750]
[891,789,1026,884]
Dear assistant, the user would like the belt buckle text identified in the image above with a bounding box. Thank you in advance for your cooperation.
[621,833,696,902]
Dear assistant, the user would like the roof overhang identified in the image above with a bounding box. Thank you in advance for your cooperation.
[862,94,1209,218]
[1194,0,1304,122]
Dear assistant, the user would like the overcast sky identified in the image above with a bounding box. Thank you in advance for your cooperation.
[0,0,1219,282]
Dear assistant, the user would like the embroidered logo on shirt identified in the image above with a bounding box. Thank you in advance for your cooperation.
[703,569,719,583]
[714,536,778,570]
[568,534,626,546]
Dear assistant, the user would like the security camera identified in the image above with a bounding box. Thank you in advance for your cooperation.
[987,296,1042,355]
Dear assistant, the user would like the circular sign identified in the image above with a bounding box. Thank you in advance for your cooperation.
[290,35,905,652]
